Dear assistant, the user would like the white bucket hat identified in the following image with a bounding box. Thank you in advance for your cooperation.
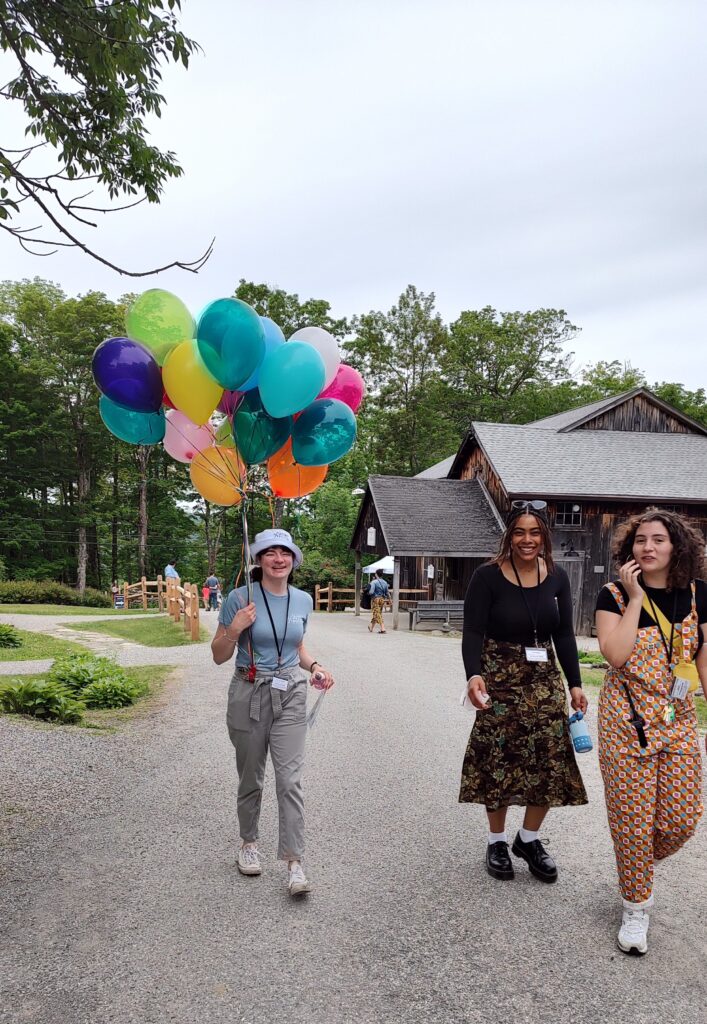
[250,528,303,569]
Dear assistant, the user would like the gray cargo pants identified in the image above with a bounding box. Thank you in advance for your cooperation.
[226,664,307,861]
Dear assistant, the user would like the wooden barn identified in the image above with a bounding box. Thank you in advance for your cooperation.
[351,387,707,633]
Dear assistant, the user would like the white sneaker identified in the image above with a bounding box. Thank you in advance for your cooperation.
[288,861,312,897]
[617,904,650,955]
[237,844,261,876]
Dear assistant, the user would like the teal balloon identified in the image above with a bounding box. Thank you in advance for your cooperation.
[239,316,286,392]
[196,298,265,390]
[99,395,165,445]
[233,391,292,464]
[258,341,325,418]
[291,398,357,466]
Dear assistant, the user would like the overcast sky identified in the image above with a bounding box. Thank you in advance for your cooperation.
[1,0,706,386]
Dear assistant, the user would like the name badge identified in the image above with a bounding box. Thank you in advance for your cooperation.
[525,647,549,663]
[271,676,288,692]
[669,675,689,701]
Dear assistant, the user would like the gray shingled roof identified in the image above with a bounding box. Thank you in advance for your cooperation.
[474,422,707,500]
[414,455,456,479]
[367,476,502,556]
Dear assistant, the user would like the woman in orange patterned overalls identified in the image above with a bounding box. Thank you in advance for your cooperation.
[595,509,707,957]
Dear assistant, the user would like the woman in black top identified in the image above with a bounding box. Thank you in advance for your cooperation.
[459,501,588,883]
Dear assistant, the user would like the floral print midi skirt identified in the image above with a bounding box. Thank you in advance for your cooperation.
[459,638,588,811]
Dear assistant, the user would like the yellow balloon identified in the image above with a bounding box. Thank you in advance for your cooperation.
[190,446,246,506]
[162,340,223,425]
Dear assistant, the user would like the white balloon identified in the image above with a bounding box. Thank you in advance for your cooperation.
[289,326,341,388]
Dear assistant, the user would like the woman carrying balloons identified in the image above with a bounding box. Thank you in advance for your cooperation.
[211,529,335,898]
[595,509,707,956]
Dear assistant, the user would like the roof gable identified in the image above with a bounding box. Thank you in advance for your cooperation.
[531,387,707,436]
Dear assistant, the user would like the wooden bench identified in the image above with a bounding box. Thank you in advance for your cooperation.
[408,600,465,631]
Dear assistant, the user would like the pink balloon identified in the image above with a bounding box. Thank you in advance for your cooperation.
[319,364,365,412]
[218,389,244,416]
[163,409,214,463]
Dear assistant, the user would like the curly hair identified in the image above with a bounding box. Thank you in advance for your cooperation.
[611,507,706,589]
[490,510,555,574]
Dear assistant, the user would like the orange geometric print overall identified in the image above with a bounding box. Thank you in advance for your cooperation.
[597,583,704,902]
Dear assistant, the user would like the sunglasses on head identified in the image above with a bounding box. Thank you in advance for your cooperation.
[510,500,547,513]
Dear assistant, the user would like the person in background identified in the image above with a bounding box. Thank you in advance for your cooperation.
[205,571,219,610]
[595,508,707,956]
[164,560,179,580]
[460,499,588,884]
[368,569,390,634]
[110,580,120,607]
[202,583,210,610]
[211,528,334,898]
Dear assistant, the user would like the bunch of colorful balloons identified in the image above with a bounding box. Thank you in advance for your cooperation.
[91,289,365,506]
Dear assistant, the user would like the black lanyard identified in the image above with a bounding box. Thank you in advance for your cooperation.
[644,588,678,668]
[510,555,541,646]
[259,582,290,667]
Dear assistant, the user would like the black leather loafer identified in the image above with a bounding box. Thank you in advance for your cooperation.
[511,833,558,883]
[486,841,515,880]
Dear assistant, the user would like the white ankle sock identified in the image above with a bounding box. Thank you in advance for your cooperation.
[519,827,539,843]
[488,831,508,845]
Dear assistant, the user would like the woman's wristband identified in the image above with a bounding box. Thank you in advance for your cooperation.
[308,660,319,673]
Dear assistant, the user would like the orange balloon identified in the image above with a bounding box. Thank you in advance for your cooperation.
[267,439,328,498]
[190,446,246,506]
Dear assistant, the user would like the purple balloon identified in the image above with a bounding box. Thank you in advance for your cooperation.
[217,389,244,416]
[92,337,163,413]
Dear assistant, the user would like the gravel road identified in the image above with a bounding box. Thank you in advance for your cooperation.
[1,610,705,1024]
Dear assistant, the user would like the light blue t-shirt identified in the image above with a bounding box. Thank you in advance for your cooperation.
[164,564,179,579]
[219,583,313,672]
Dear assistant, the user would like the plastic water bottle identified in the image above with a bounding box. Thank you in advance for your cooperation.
[312,671,327,691]
[568,711,593,753]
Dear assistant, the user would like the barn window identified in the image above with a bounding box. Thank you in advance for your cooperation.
[555,502,582,527]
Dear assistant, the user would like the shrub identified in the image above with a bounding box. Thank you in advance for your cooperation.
[48,653,129,693]
[0,624,22,648]
[0,580,111,607]
[80,678,141,709]
[0,678,84,723]
[578,651,607,665]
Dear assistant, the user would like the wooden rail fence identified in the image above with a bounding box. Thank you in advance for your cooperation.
[314,583,428,612]
[121,576,200,641]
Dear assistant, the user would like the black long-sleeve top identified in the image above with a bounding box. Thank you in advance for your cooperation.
[462,563,582,688]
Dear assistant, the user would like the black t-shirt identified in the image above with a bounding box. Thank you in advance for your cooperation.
[595,579,707,650]
[462,563,581,687]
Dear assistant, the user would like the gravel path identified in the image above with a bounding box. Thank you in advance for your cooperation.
[1,611,705,1024]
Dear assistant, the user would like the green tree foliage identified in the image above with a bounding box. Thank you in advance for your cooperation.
[0,1,208,274]
[234,280,347,339]
[346,285,450,475]
[434,306,578,432]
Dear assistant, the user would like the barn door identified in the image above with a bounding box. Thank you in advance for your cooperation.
[556,556,584,634]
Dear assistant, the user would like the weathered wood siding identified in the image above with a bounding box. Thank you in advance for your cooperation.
[551,501,707,635]
[351,494,388,557]
[578,395,694,433]
[458,446,508,513]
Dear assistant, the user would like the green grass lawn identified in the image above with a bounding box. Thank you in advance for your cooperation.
[0,604,160,616]
[0,630,88,662]
[65,615,208,647]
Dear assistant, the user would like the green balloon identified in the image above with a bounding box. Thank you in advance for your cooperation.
[125,289,195,365]
[233,391,292,464]
[215,418,236,449]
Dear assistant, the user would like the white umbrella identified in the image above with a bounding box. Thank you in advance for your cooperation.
[363,555,394,574]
